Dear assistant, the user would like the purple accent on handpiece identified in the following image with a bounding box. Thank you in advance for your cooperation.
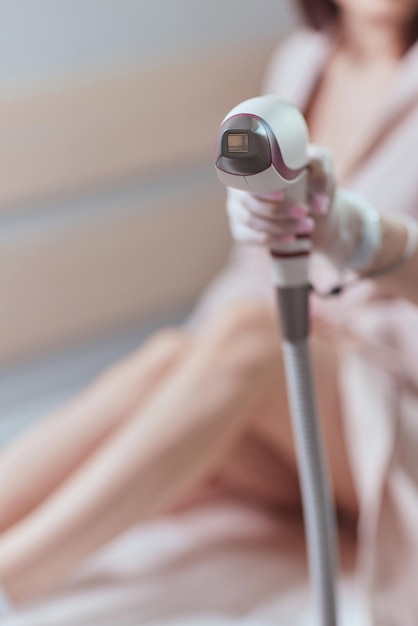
[270,235,311,259]
[254,114,304,181]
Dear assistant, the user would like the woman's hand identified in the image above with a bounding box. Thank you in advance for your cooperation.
[225,144,386,273]
[226,145,335,251]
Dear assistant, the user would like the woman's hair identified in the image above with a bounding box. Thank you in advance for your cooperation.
[297,0,418,45]
[297,0,339,30]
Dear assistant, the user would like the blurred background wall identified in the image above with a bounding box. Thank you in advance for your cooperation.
[0,0,301,442]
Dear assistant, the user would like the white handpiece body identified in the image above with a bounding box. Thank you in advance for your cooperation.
[215,95,310,286]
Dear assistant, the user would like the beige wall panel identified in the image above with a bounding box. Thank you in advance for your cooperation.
[0,185,231,364]
[0,39,279,362]
[0,40,276,212]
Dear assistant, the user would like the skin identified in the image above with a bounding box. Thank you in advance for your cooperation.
[336,0,418,28]
[0,303,347,604]
[0,0,417,607]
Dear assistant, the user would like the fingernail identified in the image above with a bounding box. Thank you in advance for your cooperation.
[259,190,285,201]
[296,218,315,233]
[289,205,309,218]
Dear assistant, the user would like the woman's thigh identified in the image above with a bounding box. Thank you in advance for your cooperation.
[250,325,358,520]
[201,302,358,517]
[0,328,191,533]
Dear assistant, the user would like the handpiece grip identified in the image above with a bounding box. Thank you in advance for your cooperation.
[261,170,311,259]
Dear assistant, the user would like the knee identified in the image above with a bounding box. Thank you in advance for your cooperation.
[130,327,192,374]
[209,301,277,346]
[102,327,191,385]
[143,327,191,357]
[205,302,280,380]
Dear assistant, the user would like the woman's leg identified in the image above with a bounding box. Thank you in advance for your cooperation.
[0,301,357,605]
[0,302,291,604]
[215,305,357,520]
[0,329,190,533]
[253,333,358,520]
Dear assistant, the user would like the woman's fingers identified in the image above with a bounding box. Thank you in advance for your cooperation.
[226,145,336,249]
[227,188,288,221]
[243,192,287,218]
[226,202,269,244]
[227,187,313,245]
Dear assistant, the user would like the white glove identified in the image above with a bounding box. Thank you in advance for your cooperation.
[226,145,382,272]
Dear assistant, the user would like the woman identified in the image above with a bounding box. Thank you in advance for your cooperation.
[1,0,418,623]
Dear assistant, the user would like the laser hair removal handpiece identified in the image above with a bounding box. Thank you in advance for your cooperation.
[215,96,338,626]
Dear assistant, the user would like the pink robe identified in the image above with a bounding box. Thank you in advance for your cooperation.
[191,28,418,625]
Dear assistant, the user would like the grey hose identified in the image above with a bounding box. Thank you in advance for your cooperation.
[277,287,338,626]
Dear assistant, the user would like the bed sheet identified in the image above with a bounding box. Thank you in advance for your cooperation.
[3,498,370,626]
